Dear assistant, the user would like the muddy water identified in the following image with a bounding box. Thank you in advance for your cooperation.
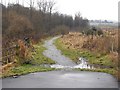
[2,36,119,88]
[73,57,94,69]
[43,36,93,69]
[50,57,94,69]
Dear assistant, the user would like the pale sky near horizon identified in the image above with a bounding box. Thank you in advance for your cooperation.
[2,0,119,21]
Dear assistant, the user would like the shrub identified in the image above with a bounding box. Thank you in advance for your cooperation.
[7,11,33,39]
[51,25,69,35]
[17,39,32,65]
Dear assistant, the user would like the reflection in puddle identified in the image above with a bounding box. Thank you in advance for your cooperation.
[50,64,76,69]
[50,57,94,69]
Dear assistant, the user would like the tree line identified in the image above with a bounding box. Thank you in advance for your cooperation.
[2,0,89,47]
[1,0,89,64]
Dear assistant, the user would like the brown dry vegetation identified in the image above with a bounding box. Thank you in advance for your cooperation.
[2,2,89,65]
[60,29,119,80]
[62,32,88,49]
[62,30,118,54]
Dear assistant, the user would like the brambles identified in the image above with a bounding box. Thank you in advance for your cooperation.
[1,38,34,75]
[1,40,56,78]
[61,30,118,54]
[17,39,32,65]
[56,30,118,80]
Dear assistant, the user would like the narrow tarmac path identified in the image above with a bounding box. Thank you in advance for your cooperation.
[2,36,119,88]
[2,71,118,88]
[43,36,76,66]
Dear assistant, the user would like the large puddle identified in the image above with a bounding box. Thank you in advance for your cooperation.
[43,36,94,70]
[50,57,94,69]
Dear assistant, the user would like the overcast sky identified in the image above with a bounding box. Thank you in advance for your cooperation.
[2,0,119,21]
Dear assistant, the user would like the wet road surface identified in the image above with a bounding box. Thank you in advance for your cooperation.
[2,36,119,88]
[2,71,118,88]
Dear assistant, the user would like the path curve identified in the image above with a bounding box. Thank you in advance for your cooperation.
[43,36,76,66]
[2,37,119,88]
[43,36,93,69]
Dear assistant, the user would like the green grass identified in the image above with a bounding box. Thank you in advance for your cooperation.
[54,38,116,75]
[2,64,55,78]
[31,42,55,65]
[54,38,114,68]
[78,51,115,68]
[54,38,80,63]
[1,41,56,78]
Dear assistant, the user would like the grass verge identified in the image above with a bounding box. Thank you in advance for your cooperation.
[54,37,117,75]
[1,41,56,78]
[2,64,55,78]
[31,42,55,65]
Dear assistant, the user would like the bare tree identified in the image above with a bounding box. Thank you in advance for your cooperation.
[37,0,43,12]
[42,0,47,13]
[37,0,56,31]
[30,0,34,19]
[16,0,20,13]
[37,0,47,13]
[47,0,55,15]
[47,0,56,31]
[37,0,55,13]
